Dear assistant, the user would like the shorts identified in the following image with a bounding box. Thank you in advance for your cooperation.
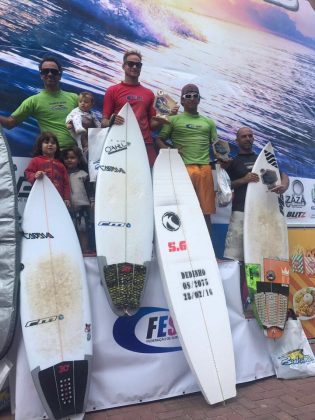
[224,211,244,261]
[70,206,90,233]
[186,164,215,215]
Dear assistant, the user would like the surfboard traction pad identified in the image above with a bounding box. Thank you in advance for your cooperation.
[98,258,150,316]
[245,259,290,338]
[32,356,92,420]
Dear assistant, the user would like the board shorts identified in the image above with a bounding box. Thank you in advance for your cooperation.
[186,164,215,215]
[224,211,244,261]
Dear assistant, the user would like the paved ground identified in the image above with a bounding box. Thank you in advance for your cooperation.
[1,345,315,420]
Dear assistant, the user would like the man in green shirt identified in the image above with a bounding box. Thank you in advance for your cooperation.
[0,56,78,149]
[156,84,217,233]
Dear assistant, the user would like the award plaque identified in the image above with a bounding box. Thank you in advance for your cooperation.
[212,139,230,162]
[153,90,177,123]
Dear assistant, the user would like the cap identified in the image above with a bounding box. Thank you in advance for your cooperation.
[181,84,199,96]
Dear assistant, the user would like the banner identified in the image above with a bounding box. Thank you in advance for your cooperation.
[289,228,315,338]
[284,177,315,227]
[14,259,274,419]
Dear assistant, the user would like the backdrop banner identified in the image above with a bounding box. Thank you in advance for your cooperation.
[14,258,274,419]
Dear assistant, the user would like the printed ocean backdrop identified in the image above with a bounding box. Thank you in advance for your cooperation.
[0,0,314,176]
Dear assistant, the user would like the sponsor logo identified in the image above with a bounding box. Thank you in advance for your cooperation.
[266,270,276,281]
[264,150,278,169]
[85,323,92,341]
[185,124,203,129]
[162,212,181,231]
[278,195,285,215]
[113,307,181,353]
[51,103,67,111]
[260,168,278,189]
[98,165,126,174]
[126,95,143,101]
[58,363,71,374]
[286,211,306,218]
[285,180,306,209]
[25,314,64,327]
[279,349,315,366]
[281,267,290,276]
[105,141,130,155]
[98,221,131,228]
[23,232,54,239]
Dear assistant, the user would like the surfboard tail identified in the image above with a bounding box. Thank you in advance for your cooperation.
[98,256,150,316]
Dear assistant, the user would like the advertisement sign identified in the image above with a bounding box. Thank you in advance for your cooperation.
[288,228,315,338]
[284,178,315,227]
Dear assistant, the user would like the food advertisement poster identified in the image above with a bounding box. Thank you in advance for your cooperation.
[289,227,315,339]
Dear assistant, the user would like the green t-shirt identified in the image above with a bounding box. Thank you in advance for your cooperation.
[159,112,217,164]
[12,90,78,149]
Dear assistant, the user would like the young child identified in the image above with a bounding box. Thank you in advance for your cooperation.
[62,146,95,255]
[66,91,101,157]
[25,132,70,207]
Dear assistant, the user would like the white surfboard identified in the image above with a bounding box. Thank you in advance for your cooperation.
[153,149,236,405]
[20,175,92,420]
[244,142,289,339]
[95,103,153,316]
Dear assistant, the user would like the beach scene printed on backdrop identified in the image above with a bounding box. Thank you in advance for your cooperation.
[0,0,314,177]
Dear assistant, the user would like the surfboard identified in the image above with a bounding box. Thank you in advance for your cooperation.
[244,142,289,339]
[95,103,153,317]
[0,126,20,361]
[20,175,92,420]
[153,149,236,405]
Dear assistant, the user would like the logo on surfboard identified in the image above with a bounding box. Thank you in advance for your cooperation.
[98,165,126,174]
[162,212,181,231]
[23,232,54,239]
[25,314,64,327]
[105,141,131,154]
[98,221,131,228]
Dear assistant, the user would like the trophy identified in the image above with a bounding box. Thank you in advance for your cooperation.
[212,139,230,162]
[153,90,177,123]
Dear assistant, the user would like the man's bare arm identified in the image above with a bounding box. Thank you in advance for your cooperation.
[156,136,169,150]
[0,115,18,129]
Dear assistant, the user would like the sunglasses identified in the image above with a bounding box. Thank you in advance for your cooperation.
[182,93,200,99]
[125,61,142,69]
[40,68,60,76]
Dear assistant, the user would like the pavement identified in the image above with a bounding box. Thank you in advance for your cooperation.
[1,344,315,420]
